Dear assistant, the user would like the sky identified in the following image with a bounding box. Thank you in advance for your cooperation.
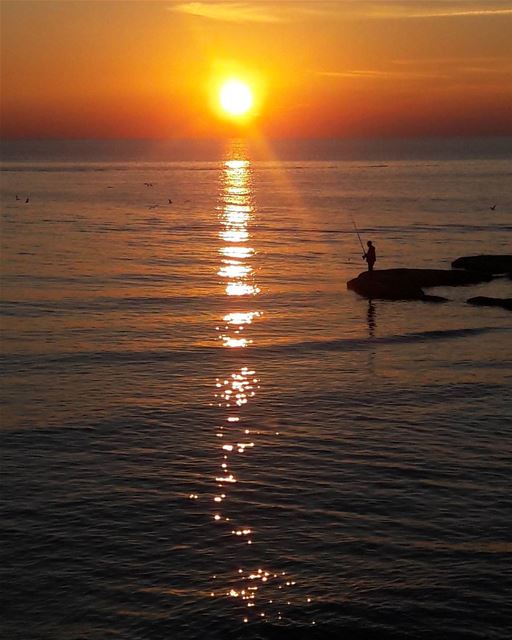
[1,0,511,139]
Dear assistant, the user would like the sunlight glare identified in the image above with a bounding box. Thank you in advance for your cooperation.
[220,80,253,116]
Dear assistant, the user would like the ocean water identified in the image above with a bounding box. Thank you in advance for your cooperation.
[1,139,511,640]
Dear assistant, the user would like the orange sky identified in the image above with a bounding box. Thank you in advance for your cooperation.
[1,0,511,138]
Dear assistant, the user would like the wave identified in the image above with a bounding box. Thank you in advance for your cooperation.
[0,163,221,173]
[1,327,506,374]
[268,326,504,354]
[0,294,223,316]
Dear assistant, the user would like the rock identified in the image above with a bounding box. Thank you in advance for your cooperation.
[451,255,512,274]
[347,272,424,300]
[422,294,450,303]
[466,296,512,310]
[347,268,490,301]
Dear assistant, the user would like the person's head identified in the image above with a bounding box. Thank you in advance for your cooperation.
[367,241,373,247]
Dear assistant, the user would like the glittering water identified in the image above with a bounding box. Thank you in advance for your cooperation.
[1,139,511,640]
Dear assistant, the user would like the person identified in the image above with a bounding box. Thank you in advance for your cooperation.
[363,240,376,272]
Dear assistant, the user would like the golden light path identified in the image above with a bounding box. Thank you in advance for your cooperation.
[200,140,315,627]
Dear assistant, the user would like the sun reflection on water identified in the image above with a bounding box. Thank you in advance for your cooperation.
[220,246,254,259]
[201,141,313,627]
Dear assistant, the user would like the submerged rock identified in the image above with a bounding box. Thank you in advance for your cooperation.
[467,296,512,311]
[452,255,512,274]
[347,268,490,302]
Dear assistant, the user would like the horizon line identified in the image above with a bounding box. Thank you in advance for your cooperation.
[2,134,512,143]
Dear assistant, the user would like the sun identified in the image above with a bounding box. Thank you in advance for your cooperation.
[219,80,253,117]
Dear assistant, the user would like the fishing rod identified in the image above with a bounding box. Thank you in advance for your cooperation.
[350,216,365,256]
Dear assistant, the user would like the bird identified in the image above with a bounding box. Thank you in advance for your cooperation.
[168,199,172,204]
[490,204,496,210]
[25,197,30,203]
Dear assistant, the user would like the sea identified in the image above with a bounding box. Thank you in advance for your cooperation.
[1,138,511,640]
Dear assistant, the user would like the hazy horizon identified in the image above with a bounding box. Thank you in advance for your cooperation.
[2,136,512,163]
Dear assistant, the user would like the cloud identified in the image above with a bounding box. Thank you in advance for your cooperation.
[167,1,512,23]
[316,69,449,80]
[330,1,512,20]
[315,59,512,84]
[401,7,512,19]
[168,1,283,23]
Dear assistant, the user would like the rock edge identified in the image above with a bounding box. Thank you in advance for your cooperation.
[466,296,512,311]
[347,268,491,302]
[452,255,512,274]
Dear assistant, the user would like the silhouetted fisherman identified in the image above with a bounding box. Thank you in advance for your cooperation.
[363,240,376,272]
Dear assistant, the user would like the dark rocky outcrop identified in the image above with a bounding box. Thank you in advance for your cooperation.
[467,296,512,311]
[347,268,491,302]
[452,255,512,274]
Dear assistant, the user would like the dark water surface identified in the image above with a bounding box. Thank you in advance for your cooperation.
[1,139,511,639]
